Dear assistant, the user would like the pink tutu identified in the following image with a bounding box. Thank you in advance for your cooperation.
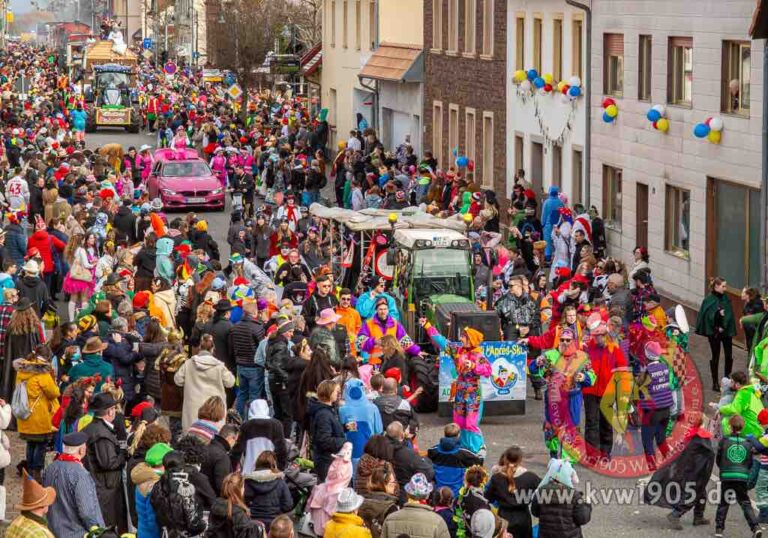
[61,273,95,296]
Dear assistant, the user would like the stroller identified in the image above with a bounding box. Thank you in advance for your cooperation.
[284,439,316,518]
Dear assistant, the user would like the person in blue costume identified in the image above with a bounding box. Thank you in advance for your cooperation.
[356,277,400,321]
[541,186,564,261]
[154,237,175,284]
[338,378,383,469]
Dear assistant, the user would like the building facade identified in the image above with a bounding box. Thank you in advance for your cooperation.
[590,0,763,308]
[321,0,379,148]
[506,0,587,203]
[424,0,508,204]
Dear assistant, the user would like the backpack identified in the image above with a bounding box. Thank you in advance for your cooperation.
[11,381,39,420]
[150,469,206,537]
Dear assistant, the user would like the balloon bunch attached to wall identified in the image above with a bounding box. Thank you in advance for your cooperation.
[646,105,669,133]
[601,97,618,123]
[693,117,724,144]
[512,69,583,102]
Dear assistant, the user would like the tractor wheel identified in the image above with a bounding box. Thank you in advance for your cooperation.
[409,355,439,413]
[126,109,140,133]
[85,111,97,133]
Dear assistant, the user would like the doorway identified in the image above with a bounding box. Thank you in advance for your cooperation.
[531,141,543,195]
[636,182,648,249]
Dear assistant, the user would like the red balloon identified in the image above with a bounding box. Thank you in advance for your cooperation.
[544,84,553,92]
[652,121,658,129]
[51,142,59,149]
[467,160,475,172]
[704,117,712,126]
[602,97,617,109]
[561,85,570,95]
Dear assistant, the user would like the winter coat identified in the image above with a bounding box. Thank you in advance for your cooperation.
[113,206,137,244]
[486,470,541,538]
[140,341,169,402]
[388,437,434,499]
[68,353,115,391]
[153,289,177,330]
[229,315,265,367]
[205,499,264,538]
[359,491,398,538]
[26,230,65,274]
[134,247,157,279]
[306,398,346,481]
[157,346,187,416]
[243,469,294,529]
[232,402,288,473]
[582,339,630,398]
[203,317,233,366]
[17,275,50,317]
[131,462,161,538]
[695,292,736,338]
[325,512,373,538]
[339,379,383,463]
[202,435,233,496]
[1,328,43,401]
[14,358,60,437]
[175,350,236,430]
[427,436,483,497]
[104,333,140,400]
[380,503,450,538]
[4,223,27,266]
[265,335,291,385]
[495,292,540,340]
[83,417,128,531]
[530,483,591,538]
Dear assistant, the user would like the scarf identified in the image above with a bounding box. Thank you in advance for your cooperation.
[55,453,83,465]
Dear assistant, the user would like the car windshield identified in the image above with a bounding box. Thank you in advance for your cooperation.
[162,162,211,177]
[412,249,472,297]
[96,72,130,88]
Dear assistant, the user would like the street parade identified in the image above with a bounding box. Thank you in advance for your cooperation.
[0,1,766,537]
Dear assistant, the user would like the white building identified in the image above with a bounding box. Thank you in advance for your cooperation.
[506,0,588,203]
[590,0,763,309]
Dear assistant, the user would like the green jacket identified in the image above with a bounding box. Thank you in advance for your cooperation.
[717,435,753,481]
[743,312,768,350]
[719,385,764,437]
[752,335,768,383]
[68,353,115,390]
[695,293,736,337]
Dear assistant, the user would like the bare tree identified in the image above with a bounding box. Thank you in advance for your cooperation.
[286,0,323,48]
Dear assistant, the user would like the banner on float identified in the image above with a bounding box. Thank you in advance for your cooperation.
[438,341,528,403]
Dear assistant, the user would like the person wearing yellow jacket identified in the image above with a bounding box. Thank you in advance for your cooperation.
[14,353,61,479]
[324,488,372,538]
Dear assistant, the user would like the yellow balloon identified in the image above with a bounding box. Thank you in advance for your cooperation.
[557,81,567,92]
[543,73,554,85]
[605,104,618,118]
[514,70,527,83]
[708,130,722,144]
[656,118,669,132]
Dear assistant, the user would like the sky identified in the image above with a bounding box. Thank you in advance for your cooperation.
[11,0,39,14]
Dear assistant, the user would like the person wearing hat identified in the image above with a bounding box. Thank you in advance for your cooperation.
[381,473,449,538]
[582,312,631,460]
[530,458,592,536]
[17,259,50,318]
[202,298,234,367]
[82,391,129,532]
[42,431,105,538]
[192,219,221,261]
[5,471,57,538]
[131,441,174,538]
[323,488,371,538]
[358,296,418,366]
[67,336,114,391]
[265,318,299,435]
[309,308,346,367]
[636,340,675,471]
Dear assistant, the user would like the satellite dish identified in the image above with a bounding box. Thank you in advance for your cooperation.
[675,304,689,334]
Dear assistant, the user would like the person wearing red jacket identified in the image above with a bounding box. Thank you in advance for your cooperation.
[582,313,632,460]
[27,216,66,292]
[524,305,584,351]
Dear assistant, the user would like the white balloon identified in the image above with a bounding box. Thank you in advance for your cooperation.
[520,80,532,92]
[652,104,666,116]
[568,76,581,88]
[709,117,724,131]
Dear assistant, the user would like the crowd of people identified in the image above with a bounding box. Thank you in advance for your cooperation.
[0,37,765,538]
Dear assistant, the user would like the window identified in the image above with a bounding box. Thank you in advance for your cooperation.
[602,164,622,229]
[515,16,525,70]
[572,149,583,205]
[464,0,476,54]
[638,35,652,100]
[482,112,494,187]
[342,0,348,48]
[465,108,477,171]
[552,145,562,187]
[482,0,493,56]
[433,101,444,167]
[572,18,583,80]
[514,134,524,176]
[553,18,563,82]
[355,0,361,50]
[448,0,458,52]
[603,33,624,96]
[722,41,750,115]
[668,37,693,106]
[369,0,376,49]
[448,104,459,159]
[664,186,690,256]
[533,17,542,73]
[330,0,336,47]
[432,0,442,50]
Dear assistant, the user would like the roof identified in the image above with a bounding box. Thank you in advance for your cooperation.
[85,40,138,66]
[309,204,467,232]
[359,43,423,83]
[393,228,470,250]
[751,0,768,38]
[301,43,322,76]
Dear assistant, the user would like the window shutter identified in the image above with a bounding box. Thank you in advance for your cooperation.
[670,36,692,48]
[604,33,624,56]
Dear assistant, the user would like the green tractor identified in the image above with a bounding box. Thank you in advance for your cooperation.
[84,63,140,133]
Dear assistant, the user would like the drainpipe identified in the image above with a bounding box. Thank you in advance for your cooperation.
[565,0,591,205]
[761,39,768,290]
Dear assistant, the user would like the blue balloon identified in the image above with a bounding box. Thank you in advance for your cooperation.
[527,69,538,81]
[693,123,710,138]
[603,111,615,123]
[647,109,661,122]
[456,156,469,168]
[533,77,545,89]
[568,86,582,97]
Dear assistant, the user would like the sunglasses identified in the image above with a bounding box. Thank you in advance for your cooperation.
[560,339,573,344]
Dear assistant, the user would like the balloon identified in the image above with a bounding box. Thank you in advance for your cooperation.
[520,80,532,92]
[467,160,475,171]
[544,83,553,92]
[708,130,722,144]
[693,123,710,138]
[605,104,618,118]
[656,118,670,132]
[514,70,527,83]
[561,84,570,95]
[543,73,554,85]
[652,104,666,116]
[456,156,469,168]
[527,69,539,81]
[652,121,658,129]
[704,117,712,126]
[569,76,582,87]
[534,77,545,89]
[647,109,661,122]
[603,111,615,123]
[601,97,616,109]
[568,86,581,97]
[709,117,724,131]
[557,81,567,92]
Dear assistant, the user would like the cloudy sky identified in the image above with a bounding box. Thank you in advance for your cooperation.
[11,0,39,14]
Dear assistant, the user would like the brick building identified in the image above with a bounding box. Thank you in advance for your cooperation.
[424,0,508,203]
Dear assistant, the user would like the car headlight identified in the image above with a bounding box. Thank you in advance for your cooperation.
[211,188,223,195]
[161,188,176,196]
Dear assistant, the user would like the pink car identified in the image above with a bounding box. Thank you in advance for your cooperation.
[145,148,225,211]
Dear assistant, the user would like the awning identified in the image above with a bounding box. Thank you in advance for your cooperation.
[359,43,423,83]
[301,43,322,76]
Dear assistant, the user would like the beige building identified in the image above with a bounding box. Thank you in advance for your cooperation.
[590,0,763,310]
[321,0,379,147]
